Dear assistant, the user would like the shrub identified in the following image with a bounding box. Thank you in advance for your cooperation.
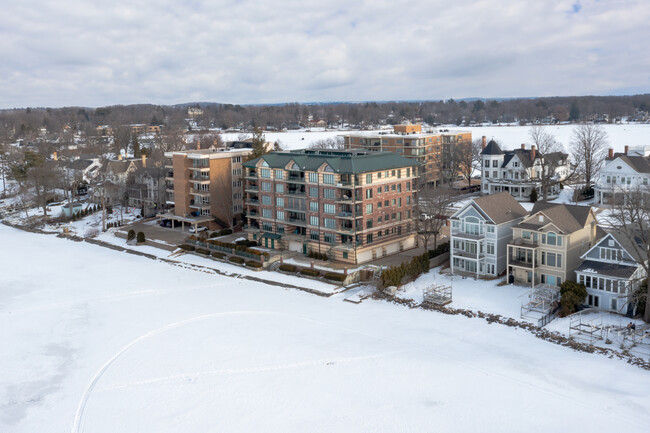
[127,229,136,241]
[323,272,346,282]
[300,268,320,277]
[209,228,234,238]
[196,248,210,255]
[211,251,225,259]
[179,244,195,251]
[136,232,145,243]
[308,250,328,261]
[236,239,258,247]
[380,253,430,288]
[228,256,245,264]
[279,264,297,273]
[246,261,263,268]
[559,281,587,317]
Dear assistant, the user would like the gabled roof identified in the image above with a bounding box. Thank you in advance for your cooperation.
[524,202,593,233]
[608,229,648,263]
[243,150,417,174]
[471,192,528,224]
[480,140,503,155]
[617,155,650,174]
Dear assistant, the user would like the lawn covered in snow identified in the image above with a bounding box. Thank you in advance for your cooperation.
[2,224,650,433]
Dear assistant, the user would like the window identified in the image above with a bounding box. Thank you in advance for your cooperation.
[324,203,335,214]
[366,234,373,244]
[310,230,319,241]
[309,216,319,226]
[261,182,271,191]
[377,201,382,208]
[391,184,396,191]
[324,218,336,229]
[487,225,494,233]
[366,189,373,199]
[323,174,335,184]
[324,232,335,243]
[276,211,285,221]
[262,208,272,218]
[384,185,389,192]
[275,170,284,179]
[366,174,372,184]
[261,195,271,205]
[276,197,284,207]
[377,187,382,195]
[262,222,273,231]
[485,160,490,168]
[309,187,318,197]
[487,242,495,255]
[260,168,271,178]
[232,156,242,163]
[397,169,401,179]
[309,201,318,212]
[384,200,389,207]
[308,172,318,183]
[366,204,373,214]
[492,160,498,168]
[547,232,557,246]
[366,219,373,229]
[276,183,284,193]
[323,188,335,199]
[522,231,531,239]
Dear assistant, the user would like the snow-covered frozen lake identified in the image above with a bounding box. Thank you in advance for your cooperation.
[2,224,650,433]
[223,123,650,154]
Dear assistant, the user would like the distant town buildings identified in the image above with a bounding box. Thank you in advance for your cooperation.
[594,145,650,205]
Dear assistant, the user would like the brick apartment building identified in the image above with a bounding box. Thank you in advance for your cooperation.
[164,148,252,229]
[243,149,419,264]
[342,124,472,186]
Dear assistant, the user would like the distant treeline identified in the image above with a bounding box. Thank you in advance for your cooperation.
[1,94,650,140]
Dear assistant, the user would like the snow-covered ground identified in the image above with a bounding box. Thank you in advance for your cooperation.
[2,224,650,433]
[224,124,650,153]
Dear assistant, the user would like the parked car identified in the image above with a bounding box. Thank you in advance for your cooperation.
[189,226,207,233]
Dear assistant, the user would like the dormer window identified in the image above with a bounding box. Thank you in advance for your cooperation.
[538,215,544,223]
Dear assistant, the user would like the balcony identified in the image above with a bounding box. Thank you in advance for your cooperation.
[337,226,355,234]
[286,189,306,196]
[287,217,306,226]
[508,257,535,269]
[191,188,210,197]
[246,198,259,206]
[452,248,485,260]
[451,229,484,240]
[337,211,356,219]
[286,175,305,183]
[508,238,539,248]
[245,184,259,193]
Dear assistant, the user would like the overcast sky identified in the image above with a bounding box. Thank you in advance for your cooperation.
[1,0,648,108]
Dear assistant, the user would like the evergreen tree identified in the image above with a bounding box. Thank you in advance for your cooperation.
[530,188,538,203]
[569,100,580,122]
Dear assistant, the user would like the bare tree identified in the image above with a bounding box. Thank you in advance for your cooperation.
[10,150,60,216]
[309,136,344,150]
[607,187,650,322]
[570,123,608,189]
[156,130,186,152]
[416,184,456,251]
[457,138,483,186]
[528,125,567,201]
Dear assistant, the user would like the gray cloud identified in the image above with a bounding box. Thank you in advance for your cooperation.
[0,0,648,108]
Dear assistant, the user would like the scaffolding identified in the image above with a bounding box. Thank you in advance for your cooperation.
[521,284,560,327]
[423,283,452,306]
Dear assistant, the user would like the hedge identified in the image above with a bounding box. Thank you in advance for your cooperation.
[228,256,245,264]
[209,228,233,238]
[211,252,225,259]
[323,272,346,282]
[179,244,195,251]
[300,268,320,277]
[205,239,270,258]
[196,248,210,255]
[279,264,297,273]
[380,253,430,288]
[308,250,328,261]
[246,261,263,268]
[428,242,450,259]
[236,239,258,247]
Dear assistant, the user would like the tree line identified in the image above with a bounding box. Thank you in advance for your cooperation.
[2,94,650,142]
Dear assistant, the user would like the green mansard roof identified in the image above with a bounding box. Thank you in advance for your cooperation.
[244,149,418,174]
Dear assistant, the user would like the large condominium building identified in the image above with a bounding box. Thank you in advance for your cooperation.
[164,148,252,229]
[343,124,472,186]
[243,149,419,264]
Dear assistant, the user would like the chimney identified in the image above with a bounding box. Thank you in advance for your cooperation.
[608,148,614,158]
[118,154,123,161]
[531,145,536,162]
[53,151,58,161]
[521,143,525,150]
[142,154,146,168]
[481,136,486,150]
[197,140,201,150]
[624,145,629,155]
